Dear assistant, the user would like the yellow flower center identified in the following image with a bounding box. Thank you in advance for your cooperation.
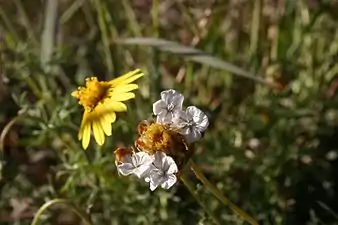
[136,123,188,154]
[135,121,190,169]
[72,77,111,111]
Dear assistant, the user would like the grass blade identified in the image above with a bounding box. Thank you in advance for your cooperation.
[118,37,278,88]
[41,0,58,71]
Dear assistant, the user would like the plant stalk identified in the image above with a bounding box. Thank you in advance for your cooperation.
[30,199,92,225]
[180,174,222,225]
[190,160,259,225]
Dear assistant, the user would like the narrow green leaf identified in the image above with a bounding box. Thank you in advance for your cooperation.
[118,37,278,87]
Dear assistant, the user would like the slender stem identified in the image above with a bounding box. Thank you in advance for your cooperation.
[83,147,101,214]
[13,0,38,45]
[122,1,142,36]
[92,0,114,74]
[40,0,58,74]
[53,129,100,215]
[152,0,159,38]
[150,0,161,100]
[60,0,85,24]
[0,7,19,40]
[0,114,25,152]
[30,199,92,225]
[190,160,259,225]
[249,0,261,58]
[180,174,222,225]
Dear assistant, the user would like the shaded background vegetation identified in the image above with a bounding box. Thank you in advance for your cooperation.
[1,0,338,224]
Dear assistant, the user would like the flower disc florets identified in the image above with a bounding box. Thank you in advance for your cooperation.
[73,77,111,111]
[114,89,209,191]
[135,121,190,169]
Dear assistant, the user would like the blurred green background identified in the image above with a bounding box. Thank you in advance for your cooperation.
[1,0,338,224]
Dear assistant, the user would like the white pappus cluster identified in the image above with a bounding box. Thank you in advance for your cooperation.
[117,151,178,191]
[153,89,209,143]
[116,89,209,191]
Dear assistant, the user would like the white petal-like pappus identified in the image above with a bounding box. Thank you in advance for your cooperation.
[133,164,152,178]
[153,89,184,125]
[186,106,209,132]
[116,152,154,178]
[156,111,172,124]
[161,90,184,109]
[171,106,209,143]
[147,151,178,191]
[160,174,177,190]
[117,162,135,176]
[148,168,164,191]
[185,128,202,143]
[153,100,167,115]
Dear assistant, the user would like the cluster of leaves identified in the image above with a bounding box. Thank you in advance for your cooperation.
[1,0,338,224]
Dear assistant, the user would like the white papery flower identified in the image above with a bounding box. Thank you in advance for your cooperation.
[116,152,154,178]
[146,151,178,191]
[172,106,209,143]
[153,89,184,124]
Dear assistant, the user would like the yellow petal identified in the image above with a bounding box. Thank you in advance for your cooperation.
[71,90,79,98]
[104,111,116,124]
[112,84,139,93]
[109,69,144,86]
[110,102,127,112]
[78,122,84,141]
[82,121,91,149]
[78,111,89,140]
[94,105,112,136]
[110,92,135,102]
[117,73,143,86]
[100,112,112,136]
[92,120,105,146]
[109,69,140,84]
[98,103,116,123]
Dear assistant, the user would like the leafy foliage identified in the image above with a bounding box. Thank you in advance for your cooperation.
[1,0,338,224]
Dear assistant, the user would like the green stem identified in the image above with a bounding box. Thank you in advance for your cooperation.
[31,199,92,225]
[249,0,261,58]
[13,0,38,45]
[52,129,101,214]
[180,174,222,225]
[0,7,19,41]
[0,115,25,153]
[190,160,259,225]
[83,147,102,213]
[92,0,114,74]
[152,0,159,38]
[150,0,161,100]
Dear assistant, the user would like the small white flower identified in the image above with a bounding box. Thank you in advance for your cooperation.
[153,89,184,124]
[172,106,209,143]
[146,152,178,191]
[117,152,154,178]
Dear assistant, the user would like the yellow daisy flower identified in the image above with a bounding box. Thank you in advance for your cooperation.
[71,69,144,149]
